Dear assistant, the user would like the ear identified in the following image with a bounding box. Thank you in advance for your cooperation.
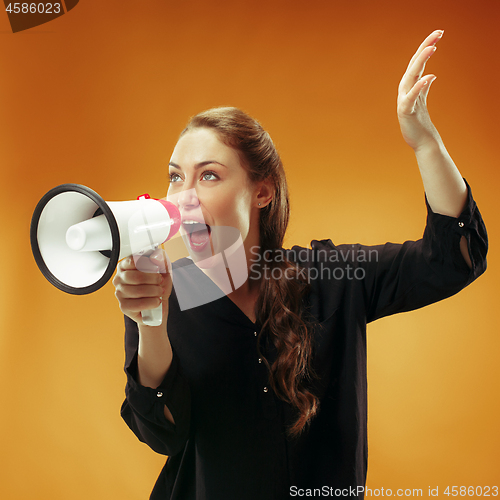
[255,178,274,208]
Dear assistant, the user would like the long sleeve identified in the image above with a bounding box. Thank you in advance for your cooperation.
[289,178,487,325]
[120,315,191,457]
[360,178,487,322]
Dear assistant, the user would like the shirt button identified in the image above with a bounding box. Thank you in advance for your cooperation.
[458,221,464,228]
[263,387,269,393]
[156,391,163,398]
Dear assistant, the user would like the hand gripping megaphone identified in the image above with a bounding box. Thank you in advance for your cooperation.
[30,184,181,326]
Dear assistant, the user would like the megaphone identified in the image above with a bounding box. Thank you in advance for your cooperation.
[30,183,181,326]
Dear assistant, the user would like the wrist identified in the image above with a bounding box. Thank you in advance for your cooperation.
[412,134,443,156]
[138,322,168,336]
[414,138,450,165]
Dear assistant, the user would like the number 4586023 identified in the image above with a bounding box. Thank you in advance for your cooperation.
[5,3,62,14]
[444,486,499,497]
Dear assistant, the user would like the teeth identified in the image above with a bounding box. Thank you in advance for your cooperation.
[182,220,210,239]
[182,220,207,226]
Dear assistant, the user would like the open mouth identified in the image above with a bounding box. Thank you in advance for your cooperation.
[182,220,212,252]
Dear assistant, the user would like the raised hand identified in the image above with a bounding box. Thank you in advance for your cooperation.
[397,30,444,151]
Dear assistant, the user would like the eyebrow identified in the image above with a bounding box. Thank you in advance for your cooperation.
[168,160,227,170]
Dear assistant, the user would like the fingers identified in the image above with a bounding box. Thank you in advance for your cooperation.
[113,250,173,321]
[116,268,162,285]
[113,271,164,301]
[116,276,164,295]
[149,247,172,275]
[400,45,435,94]
[420,75,437,101]
[406,30,444,72]
[118,296,163,314]
[400,78,429,112]
[114,257,166,291]
[120,254,158,273]
[398,75,437,114]
[398,30,444,101]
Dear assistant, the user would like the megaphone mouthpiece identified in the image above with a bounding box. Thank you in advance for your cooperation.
[66,214,112,252]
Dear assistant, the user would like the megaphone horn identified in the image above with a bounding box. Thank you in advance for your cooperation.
[30,183,181,326]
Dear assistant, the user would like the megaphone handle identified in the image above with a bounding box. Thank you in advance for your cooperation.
[142,304,163,327]
[135,244,164,327]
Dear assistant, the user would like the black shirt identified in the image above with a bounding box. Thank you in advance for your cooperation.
[121,180,487,500]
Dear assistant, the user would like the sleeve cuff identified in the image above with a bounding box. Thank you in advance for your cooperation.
[423,178,488,283]
[125,349,190,432]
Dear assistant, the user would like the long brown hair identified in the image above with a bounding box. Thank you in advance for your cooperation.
[179,107,319,436]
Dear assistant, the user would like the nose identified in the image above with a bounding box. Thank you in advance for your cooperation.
[177,187,200,210]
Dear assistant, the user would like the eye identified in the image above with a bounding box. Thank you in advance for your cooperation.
[201,170,219,181]
[169,172,182,182]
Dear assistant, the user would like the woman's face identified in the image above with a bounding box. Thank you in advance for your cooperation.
[167,127,262,265]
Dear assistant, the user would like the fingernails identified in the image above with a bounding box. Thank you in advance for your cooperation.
[433,30,444,46]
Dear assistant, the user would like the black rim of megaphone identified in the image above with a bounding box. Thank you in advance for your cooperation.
[30,183,120,295]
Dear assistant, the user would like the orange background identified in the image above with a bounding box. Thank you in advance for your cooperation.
[1,1,499,498]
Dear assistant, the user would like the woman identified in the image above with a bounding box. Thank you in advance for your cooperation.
[113,30,487,500]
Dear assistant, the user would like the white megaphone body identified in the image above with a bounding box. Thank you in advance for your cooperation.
[30,184,181,326]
